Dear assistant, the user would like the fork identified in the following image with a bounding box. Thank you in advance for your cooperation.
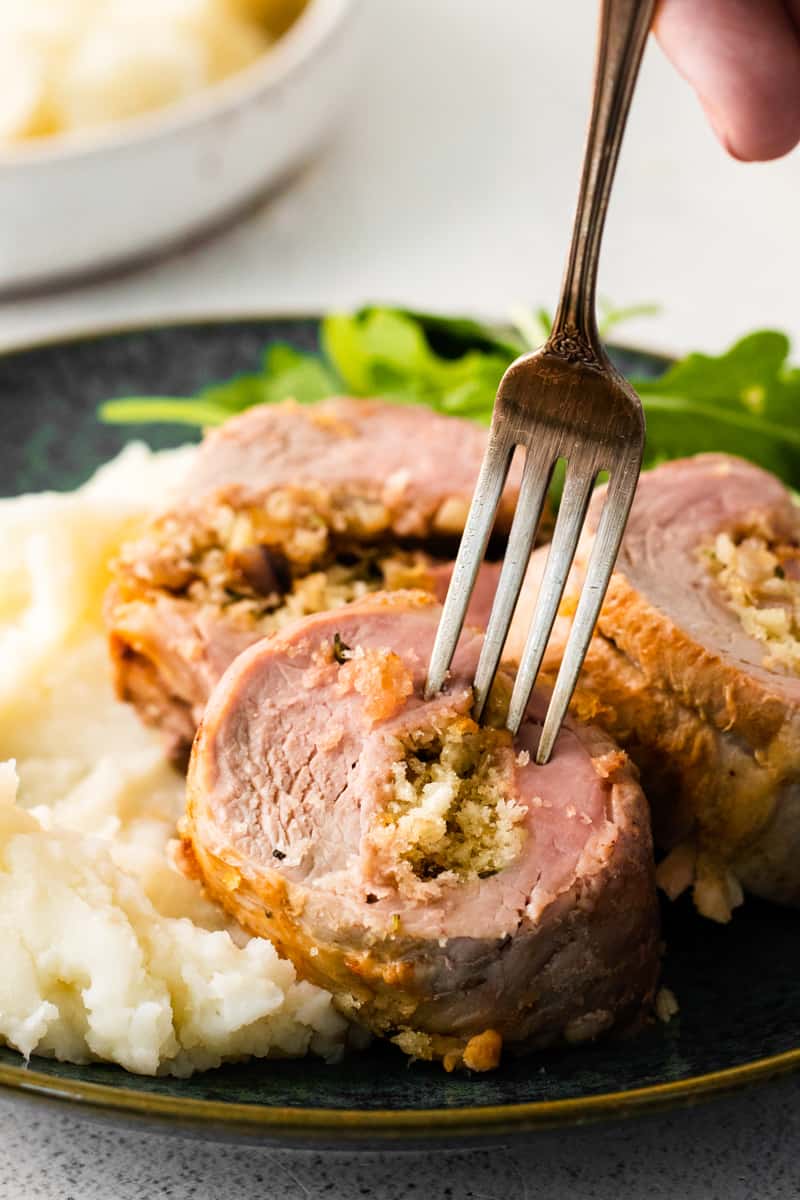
[426,0,655,764]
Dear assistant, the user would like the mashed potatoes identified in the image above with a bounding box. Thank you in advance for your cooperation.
[0,443,347,1075]
[0,0,305,144]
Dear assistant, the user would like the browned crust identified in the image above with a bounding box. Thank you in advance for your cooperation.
[561,605,800,908]
[182,661,660,1070]
[510,459,800,911]
[108,629,197,767]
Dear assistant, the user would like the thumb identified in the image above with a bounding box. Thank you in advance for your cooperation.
[654,0,800,161]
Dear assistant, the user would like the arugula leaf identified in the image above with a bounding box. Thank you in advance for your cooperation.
[396,308,525,358]
[508,305,552,350]
[597,298,661,338]
[507,300,660,349]
[97,307,800,493]
[633,330,800,484]
[635,331,790,408]
[321,308,508,422]
[256,344,340,406]
[99,397,232,426]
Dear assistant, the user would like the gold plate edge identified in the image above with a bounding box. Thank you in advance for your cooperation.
[0,1049,798,1137]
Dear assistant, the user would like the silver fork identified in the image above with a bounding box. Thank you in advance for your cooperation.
[426,0,654,764]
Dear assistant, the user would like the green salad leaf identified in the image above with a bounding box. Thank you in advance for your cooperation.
[322,308,512,421]
[98,307,800,490]
[597,298,661,338]
[632,330,800,482]
[391,307,525,359]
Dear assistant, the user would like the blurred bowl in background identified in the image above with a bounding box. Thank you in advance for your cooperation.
[0,0,363,295]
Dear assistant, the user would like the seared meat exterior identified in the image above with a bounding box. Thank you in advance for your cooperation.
[511,454,800,920]
[182,591,660,1071]
[106,398,515,763]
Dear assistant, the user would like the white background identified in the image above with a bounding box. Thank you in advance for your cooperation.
[2,0,799,358]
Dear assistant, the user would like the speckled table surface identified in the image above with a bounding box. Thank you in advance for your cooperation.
[2,1078,799,1199]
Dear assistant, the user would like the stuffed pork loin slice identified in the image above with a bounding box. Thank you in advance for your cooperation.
[510,453,800,920]
[182,591,660,1071]
[106,398,514,764]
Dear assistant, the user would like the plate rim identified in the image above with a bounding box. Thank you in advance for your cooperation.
[2,311,797,1139]
[1,1049,799,1140]
[0,310,333,359]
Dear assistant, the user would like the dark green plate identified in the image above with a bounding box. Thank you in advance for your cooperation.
[2,316,799,1147]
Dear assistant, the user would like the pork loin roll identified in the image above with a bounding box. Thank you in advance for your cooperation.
[512,454,800,919]
[182,591,660,1071]
[106,399,515,764]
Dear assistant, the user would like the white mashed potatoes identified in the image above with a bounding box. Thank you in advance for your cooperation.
[0,0,302,144]
[0,443,347,1076]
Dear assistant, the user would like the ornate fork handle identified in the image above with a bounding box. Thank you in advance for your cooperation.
[547,0,657,364]
[426,0,651,760]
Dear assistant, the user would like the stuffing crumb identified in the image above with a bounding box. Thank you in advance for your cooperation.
[392,1028,434,1061]
[558,590,579,618]
[382,468,411,506]
[462,1028,502,1072]
[655,987,679,1024]
[564,1010,614,1044]
[335,645,414,724]
[516,749,531,767]
[433,496,469,535]
[593,750,628,781]
[391,1027,502,1073]
[656,842,697,901]
[369,719,526,893]
[692,855,744,923]
[120,492,439,645]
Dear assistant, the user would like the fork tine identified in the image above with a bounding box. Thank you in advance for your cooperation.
[505,462,597,735]
[425,434,514,698]
[535,464,639,764]
[472,449,553,721]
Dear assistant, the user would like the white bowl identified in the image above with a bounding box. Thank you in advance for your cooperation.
[0,0,362,294]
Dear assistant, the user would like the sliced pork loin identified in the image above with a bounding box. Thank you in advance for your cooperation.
[182,591,660,1071]
[511,453,800,920]
[106,398,515,764]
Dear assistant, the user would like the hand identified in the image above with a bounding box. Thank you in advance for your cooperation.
[655,0,800,161]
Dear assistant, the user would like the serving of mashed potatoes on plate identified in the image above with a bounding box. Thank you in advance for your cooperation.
[0,443,347,1076]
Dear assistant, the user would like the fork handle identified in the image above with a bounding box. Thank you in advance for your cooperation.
[548,0,656,361]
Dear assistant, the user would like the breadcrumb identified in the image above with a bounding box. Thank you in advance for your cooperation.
[335,645,414,724]
[370,720,526,893]
[655,987,679,1024]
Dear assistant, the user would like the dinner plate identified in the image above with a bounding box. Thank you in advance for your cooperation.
[1,315,799,1147]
